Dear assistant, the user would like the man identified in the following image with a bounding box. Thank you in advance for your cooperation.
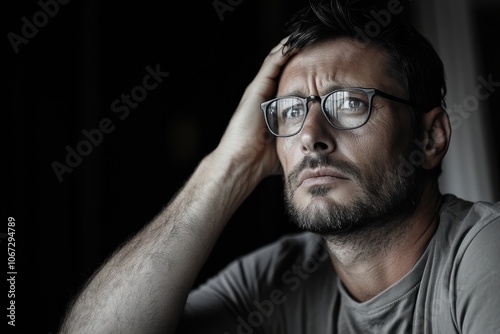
[60,0,500,333]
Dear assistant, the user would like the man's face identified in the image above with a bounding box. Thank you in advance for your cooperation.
[276,37,418,235]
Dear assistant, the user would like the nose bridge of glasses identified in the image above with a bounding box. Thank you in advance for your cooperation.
[305,95,321,109]
[302,95,329,129]
[304,95,323,117]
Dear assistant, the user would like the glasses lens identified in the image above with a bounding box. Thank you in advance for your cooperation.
[323,90,371,129]
[265,98,306,136]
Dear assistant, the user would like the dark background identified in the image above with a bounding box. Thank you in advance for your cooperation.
[4,0,499,333]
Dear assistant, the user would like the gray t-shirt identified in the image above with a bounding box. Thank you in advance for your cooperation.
[177,194,500,333]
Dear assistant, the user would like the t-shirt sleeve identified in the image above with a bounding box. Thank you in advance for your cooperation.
[175,232,320,334]
[175,259,259,334]
[454,214,500,334]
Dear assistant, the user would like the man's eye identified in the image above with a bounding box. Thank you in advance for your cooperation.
[282,105,306,118]
[338,98,366,110]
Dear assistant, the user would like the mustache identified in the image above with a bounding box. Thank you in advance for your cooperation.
[287,155,362,186]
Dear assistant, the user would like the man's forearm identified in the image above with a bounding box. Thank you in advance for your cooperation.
[60,36,291,333]
[59,151,258,334]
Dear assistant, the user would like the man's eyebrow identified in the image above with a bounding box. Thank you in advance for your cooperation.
[277,83,363,98]
[276,90,307,98]
[320,83,346,95]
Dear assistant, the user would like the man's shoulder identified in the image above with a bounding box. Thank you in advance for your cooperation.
[439,193,500,228]
[430,195,500,332]
[195,231,332,302]
[434,193,500,259]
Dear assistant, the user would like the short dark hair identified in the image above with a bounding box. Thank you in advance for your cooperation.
[283,0,447,115]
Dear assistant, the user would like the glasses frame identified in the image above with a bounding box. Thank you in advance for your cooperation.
[260,87,412,137]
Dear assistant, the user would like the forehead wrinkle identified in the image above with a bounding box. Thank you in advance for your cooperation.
[277,61,330,97]
[278,80,371,98]
[278,63,380,99]
[276,38,402,99]
[277,71,344,98]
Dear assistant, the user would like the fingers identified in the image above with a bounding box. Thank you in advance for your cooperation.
[247,36,298,101]
[269,36,291,54]
[257,36,297,82]
[216,37,297,180]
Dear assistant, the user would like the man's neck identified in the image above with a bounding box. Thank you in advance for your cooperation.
[324,182,443,302]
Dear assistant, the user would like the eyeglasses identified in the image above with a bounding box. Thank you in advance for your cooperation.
[260,87,411,137]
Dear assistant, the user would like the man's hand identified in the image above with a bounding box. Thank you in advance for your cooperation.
[214,37,297,189]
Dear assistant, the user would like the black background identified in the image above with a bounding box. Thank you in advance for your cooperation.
[4,0,499,333]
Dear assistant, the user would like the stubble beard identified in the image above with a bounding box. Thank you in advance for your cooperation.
[284,150,420,249]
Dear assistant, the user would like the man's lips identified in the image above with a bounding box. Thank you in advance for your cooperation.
[297,168,349,187]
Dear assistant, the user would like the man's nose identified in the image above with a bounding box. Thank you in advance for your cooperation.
[299,101,337,154]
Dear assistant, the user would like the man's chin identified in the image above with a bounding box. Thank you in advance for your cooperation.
[286,167,420,237]
[308,185,333,197]
[288,199,359,235]
[287,193,418,238]
[296,184,351,202]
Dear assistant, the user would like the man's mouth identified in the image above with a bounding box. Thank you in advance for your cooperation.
[298,168,349,187]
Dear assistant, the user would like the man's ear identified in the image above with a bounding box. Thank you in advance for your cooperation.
[420,107,452,170]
